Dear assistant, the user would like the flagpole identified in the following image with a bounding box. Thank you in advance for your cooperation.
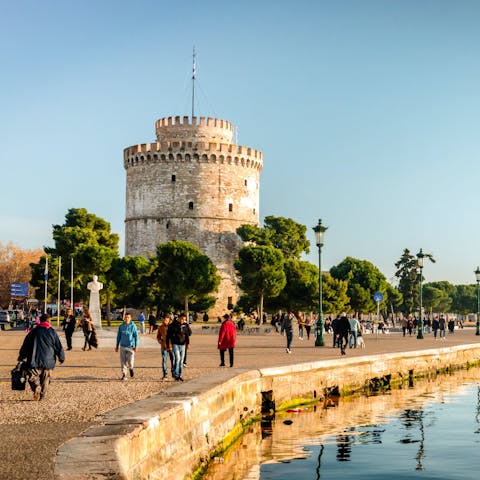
[44,257,48,314]
[57,257,62,326]
[192,46,196,119]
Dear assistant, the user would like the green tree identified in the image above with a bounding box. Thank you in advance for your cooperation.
[30,208,119,316]
[268,259,318,312]
[149,241,220,317]
[234,245,286,321]
[423,281,454,313]
[394,248,435,315]
[237,216,310,260]
[108,256,151,309]
[451,284,476,315]
[322,273,350,314]
[330,257,390,314]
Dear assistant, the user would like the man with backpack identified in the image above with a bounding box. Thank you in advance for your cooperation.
[167,314,190,381]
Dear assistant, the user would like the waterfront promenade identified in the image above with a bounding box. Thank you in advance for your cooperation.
[1,325,479,479]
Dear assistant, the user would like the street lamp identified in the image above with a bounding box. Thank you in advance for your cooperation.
[416,249,425,339]
[475,267,480,336]
[313,219,328,346]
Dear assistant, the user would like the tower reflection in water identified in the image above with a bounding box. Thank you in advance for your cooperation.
[201,367,480,480]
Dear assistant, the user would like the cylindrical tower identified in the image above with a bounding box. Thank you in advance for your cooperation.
[124,115,263,315]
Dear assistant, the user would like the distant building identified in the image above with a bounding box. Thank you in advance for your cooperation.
[124,115,263,314]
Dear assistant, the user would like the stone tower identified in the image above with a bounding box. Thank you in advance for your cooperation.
[124,115,263,314]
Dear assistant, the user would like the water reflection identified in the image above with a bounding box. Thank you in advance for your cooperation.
[201,367,480,480]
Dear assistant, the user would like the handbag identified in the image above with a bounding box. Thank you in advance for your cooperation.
[11,361,28,391]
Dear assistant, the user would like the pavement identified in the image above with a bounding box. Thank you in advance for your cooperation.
[1,324,480,479]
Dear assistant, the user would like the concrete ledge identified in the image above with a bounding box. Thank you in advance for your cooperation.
[54,344,480,479]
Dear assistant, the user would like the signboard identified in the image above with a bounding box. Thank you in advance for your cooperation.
[10,283,28,297]
[373,292,384,303]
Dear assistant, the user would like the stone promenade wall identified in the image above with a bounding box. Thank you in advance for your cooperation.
[55,344,480,479]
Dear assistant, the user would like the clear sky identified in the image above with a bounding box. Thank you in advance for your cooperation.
[1,0,479,285]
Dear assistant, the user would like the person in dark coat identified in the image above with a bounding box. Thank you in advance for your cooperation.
[18,313,65,400]
[337,313,351,355]
[62,308,76,350]
[218,314,237,367]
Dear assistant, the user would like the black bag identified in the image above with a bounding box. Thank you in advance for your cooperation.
[11,362,28,391]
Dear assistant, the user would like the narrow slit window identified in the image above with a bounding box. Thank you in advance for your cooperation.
[229,203,233,212]
[189,201,194,210]
[171,174,176,182]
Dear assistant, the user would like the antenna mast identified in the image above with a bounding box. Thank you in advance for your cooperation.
[191,46,196,119]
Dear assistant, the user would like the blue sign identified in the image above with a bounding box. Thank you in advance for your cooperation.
[10,283,28,297]
[373,292,384,303]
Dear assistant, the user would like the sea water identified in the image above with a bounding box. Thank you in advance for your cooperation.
[202,367,480,480]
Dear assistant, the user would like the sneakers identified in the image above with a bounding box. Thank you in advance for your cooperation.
[286,348,291,354]
[175,376,184,382]
[219,363,226,367]
[121,373,127,381]
[33,386,42,401]
[129,368,134,378]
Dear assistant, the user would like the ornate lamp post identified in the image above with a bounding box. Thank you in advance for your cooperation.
[475,267,480,336]
[313,219,328,347]
[416,249,425,339]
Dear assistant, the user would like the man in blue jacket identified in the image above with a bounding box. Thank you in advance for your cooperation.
[115,313,138,381]
[18,313,65,401]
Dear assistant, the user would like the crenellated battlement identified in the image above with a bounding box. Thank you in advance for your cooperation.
[155,116,234,143]
[155,116,234,131]
[123,141,263,171]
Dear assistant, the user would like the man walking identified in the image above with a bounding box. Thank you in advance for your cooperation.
[137,311,146,334]
[18,313,65,401]
[167,313,189,381]
[348,314,361,348]
[115,313,138,381]
[156,313,173,379]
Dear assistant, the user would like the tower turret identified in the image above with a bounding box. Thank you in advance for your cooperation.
[124,115,263,314]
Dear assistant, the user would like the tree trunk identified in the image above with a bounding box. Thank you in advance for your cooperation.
[259,294,264,325]
[184,296,189,322]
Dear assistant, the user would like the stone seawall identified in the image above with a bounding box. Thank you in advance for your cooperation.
[54,344,480,479]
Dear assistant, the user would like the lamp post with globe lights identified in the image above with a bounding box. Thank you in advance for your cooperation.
[313,219,328,347]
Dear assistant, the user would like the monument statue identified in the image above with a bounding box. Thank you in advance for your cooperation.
[87,275,103,329]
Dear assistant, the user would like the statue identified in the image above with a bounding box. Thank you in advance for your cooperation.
[87,275,103,329]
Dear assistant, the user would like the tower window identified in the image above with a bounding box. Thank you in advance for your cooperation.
[171,174,176,182]
[166,221,171,229]
[253,208,256,214]
[228,203,233,212]
[244,179,248,186]
[188,201,194,210]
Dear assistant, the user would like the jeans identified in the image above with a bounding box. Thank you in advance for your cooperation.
[286,331,293,350]
[161,348,170,377]
[172,343,186,378]
[349,330,358,348]
[220,348,234,367]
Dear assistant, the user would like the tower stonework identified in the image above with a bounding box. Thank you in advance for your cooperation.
[124,115,263,315]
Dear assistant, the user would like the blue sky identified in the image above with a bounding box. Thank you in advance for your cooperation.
[1,0,479,285]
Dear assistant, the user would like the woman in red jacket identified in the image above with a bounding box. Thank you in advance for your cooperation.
[218,313,237,367]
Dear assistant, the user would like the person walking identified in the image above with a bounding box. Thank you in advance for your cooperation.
[283,312,295,353]
[17,313,65,401]
[337,313,351,355]
[218,313,237,367]
[115,313,138,381]
[166,313,189,381]
[156,313,173,379]
[62,308,76,350]
[304,314,314,340]
[432,316,440,339]
[348,314,361,348]
[439,315,446,339]
[80,308,95,351]
[137,311,146,334]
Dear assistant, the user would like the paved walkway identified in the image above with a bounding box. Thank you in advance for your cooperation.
[1,325,479,479]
